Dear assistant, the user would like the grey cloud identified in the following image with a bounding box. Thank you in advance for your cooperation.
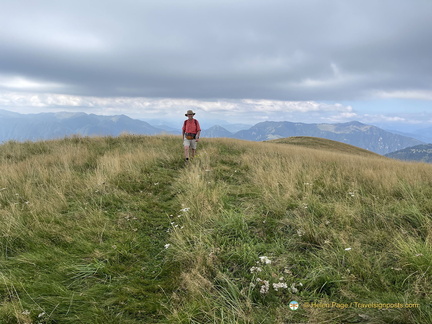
[1,0,431,101]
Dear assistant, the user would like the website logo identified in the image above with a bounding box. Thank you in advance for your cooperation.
[289,301,299,310]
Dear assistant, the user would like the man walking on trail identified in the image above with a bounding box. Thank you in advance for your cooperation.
[182,110,201,162]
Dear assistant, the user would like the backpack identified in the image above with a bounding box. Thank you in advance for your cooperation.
[183,119,198,129]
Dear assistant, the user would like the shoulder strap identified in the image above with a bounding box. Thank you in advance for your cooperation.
[184,119,198,128]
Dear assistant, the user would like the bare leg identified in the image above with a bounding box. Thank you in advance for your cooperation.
[184,146,190,160]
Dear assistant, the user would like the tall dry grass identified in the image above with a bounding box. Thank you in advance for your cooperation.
[1,135,431,323]
[0,135,186,323]
[167,138,432,323]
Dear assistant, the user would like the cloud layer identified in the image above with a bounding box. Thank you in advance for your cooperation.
[1,0,431,125]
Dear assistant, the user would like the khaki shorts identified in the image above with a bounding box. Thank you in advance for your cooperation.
[183,138,197,150]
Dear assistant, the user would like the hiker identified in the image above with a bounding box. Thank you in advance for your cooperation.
[182,110,201,162]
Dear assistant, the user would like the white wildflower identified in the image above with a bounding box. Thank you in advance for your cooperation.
[250,266,262,273]
[297,229,304,237]
[22,310,30,315]
[273,282,288,291]
[180,208,190,212]
[38,312,46,318]
[258,280,269,294]
[344,247,352,251]
[164,244,171,249]
[290,283,298,294]
[259,256,272,264]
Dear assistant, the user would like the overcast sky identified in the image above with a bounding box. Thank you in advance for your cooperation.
[1,0,431,128]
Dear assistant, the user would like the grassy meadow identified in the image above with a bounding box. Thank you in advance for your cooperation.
[0,135,431,323]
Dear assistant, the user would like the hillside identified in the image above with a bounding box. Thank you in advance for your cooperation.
[385,144,432,163]
[268,136,382,157]
[1,136,431,323]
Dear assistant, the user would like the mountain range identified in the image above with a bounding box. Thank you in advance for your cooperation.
[202,121,424,155]
[0,110,164,142]
[0,109,426,156]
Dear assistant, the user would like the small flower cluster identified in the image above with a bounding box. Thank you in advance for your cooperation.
[249,266,262,273]
[166,207,189,233]
[249,255,271,273]
[249,256,302,295]
[21,309,46,322]
[256,278,270,294]
[164,207,190,250]
[273,281,288,291]
[259,256,272,264]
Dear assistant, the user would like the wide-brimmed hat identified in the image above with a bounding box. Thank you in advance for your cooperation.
[185,110,196,116]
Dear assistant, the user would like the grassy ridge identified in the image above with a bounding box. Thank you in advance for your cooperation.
[1,136,432,323]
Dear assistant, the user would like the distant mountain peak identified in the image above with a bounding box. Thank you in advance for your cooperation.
[201,125,233,138]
